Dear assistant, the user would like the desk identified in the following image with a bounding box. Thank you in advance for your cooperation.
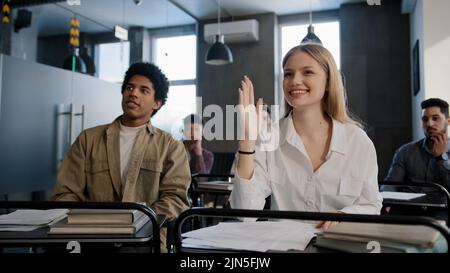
[173,208,450,253]
[0,201,165,253]
[191,188,231,208]
[380,181,450,225]
[190,174,234,208]
[382,192,447,208]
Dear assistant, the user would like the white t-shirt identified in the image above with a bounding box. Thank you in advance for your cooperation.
[119,123,146,193]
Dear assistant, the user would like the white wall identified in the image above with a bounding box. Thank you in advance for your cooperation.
[410,0,450,140]
[423,0,450,103]
[410,0,425,140]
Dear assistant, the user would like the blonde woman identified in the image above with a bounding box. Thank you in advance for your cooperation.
[230,44,383,229]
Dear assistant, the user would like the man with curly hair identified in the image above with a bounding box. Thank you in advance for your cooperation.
[53,63,191,251]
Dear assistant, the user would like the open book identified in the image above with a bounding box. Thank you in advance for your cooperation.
[67,209,146,225]
[48,212,149,235]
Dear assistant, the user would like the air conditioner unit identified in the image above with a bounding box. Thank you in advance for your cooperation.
[204,19,259,44]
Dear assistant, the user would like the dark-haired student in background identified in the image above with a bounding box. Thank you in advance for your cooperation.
[182,114,214,176]
[385,98,450,190]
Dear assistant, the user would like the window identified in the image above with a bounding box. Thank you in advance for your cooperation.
[151,85,196,139]
[97,41,130,83]
[281,21,340,68]
[151,34,197,139]
[154,35,196,81]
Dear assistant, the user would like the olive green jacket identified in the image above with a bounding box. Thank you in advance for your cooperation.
[52,117,191,222]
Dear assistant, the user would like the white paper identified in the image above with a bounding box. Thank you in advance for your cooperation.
[182,221,320,252]
[381,191,426,200]
[0,209,68,226]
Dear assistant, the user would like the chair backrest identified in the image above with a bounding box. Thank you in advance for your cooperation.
[209,152,235,175]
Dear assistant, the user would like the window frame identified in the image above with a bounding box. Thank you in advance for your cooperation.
[276,10,340,109]
[149,25,197,87]
[95,40,130,83]
[149,25,197,137]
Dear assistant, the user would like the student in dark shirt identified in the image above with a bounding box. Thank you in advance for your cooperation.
[385,98,450,190]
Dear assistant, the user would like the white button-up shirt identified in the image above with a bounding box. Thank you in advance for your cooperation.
[230,115,383,215]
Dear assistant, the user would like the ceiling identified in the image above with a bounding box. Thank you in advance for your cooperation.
[19,0,367,36]
[174,0,366,20]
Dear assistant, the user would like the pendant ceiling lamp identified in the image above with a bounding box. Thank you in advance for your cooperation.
[301,0,322,45]
[205,0,233,65]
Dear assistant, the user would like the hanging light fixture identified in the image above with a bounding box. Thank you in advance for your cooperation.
[301,0,322,45]
[205,0,233,65]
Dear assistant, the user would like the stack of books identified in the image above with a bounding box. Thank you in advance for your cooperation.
[48,209,149,235]
[314,222,447,253]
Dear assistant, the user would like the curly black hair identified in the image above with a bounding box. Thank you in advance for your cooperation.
[421,98,449,118]
[121,62,169,116]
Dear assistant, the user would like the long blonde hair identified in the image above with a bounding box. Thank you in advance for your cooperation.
[282,44,361,127]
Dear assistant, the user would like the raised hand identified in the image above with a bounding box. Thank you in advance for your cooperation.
[236,76,263,180]
[238,75,263,149]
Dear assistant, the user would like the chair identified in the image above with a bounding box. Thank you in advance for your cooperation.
[379,181,450,226]
[172,207,450,253]
[189,151,270,210]
[209,152,235,175]
[190,174,234,208]
[0,201,162,253]
[189,152,235,209]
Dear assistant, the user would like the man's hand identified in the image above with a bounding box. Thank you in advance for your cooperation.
[430,132,449,157]
[316,211,344,230]
[193,140,203,156]
[183,140,195,152]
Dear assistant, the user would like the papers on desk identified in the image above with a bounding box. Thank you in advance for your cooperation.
[381,191,426,200]
[182,221,320,252]
[0,209,68,231]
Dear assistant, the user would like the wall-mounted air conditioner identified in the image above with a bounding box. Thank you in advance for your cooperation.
[204,19,259,44]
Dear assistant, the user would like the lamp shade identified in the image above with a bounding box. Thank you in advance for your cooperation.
[205,35,233,65]
[301,25,322,45]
